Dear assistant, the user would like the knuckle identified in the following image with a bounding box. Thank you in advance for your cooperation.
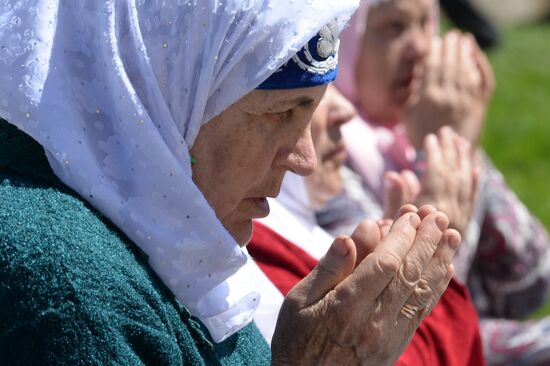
[413,280,437,304]
[373,253,401,279]
[398,272,420,293]
[334,283,357,305]
[400,258,423,284]
[363,317,385,341]
[280,293,301,313]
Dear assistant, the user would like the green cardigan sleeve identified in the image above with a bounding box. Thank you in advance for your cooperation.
[0,163,270,365]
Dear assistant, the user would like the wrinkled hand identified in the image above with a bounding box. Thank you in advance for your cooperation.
[271,205,460,366]
[405,30,495,148]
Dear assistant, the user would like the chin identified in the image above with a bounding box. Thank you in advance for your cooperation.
[372,106,404,126]
[228,220,254,247]
[362,97,402,126]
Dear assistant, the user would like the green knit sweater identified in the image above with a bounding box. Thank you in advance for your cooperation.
[0,120,271,365]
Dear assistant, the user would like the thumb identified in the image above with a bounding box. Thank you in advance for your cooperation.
[288,236,356,307]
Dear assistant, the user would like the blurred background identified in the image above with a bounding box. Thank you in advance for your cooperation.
[441,0,550,315]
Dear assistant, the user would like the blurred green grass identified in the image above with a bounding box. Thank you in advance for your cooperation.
[481,22,550,317]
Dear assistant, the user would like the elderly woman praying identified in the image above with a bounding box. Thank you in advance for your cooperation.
[0,1,460,364]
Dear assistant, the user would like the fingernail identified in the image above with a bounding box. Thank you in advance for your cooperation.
[409,213,421,227]
[332,237,349,257]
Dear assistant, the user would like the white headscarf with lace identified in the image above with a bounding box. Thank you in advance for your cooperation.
[0,0,358,342]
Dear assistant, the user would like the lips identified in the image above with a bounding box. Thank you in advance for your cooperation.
[393,72,421,102]
[396,71,417,88]
[398,76,414,88]
[323,143,347,164]
[246,197,271,218]
[398,66,424,89]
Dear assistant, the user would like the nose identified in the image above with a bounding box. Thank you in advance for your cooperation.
[276,127,317,176]
[405,25,430,62]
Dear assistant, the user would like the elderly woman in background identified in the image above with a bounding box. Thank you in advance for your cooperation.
[248,85,485,365]
[330,0,550,364]
[0,1,463,364]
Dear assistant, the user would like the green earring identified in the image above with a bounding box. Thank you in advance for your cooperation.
[190,155,197,166]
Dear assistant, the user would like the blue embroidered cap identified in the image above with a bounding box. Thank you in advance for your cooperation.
[258,21,340,89]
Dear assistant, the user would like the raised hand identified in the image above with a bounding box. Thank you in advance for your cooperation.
[349,204,417,268]
[383,170,421,220]
[271,205,460,366]
[405,30,495,149]
[414,126,479,236]
[383,127,478,236]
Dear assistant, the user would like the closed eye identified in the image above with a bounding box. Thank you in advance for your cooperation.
[268,98,314,116]
[268,108,294,121]
[382,21,405,38]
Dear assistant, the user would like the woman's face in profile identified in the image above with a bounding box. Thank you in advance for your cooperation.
[305,85,356,209]
[190,85,327,245]
[355,0,435,123]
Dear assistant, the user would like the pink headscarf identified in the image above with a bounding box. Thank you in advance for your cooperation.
[335,0,438,198]
[336,0,370,106]
[336,0,439,111]
[334,1,408,198]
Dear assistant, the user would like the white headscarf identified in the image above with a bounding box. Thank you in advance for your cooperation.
[0,0,358,342]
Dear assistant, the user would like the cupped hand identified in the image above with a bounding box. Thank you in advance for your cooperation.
[349,204,416,268]
[405,30,495,149]
[271,205,460,366]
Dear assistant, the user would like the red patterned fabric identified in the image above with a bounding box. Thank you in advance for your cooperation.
[248,221,486,366]
[395,279,486,366]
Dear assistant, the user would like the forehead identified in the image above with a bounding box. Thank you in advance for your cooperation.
[370,0,434,19]
[238,86,327,113]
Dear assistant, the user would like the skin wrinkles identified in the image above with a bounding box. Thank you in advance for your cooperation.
[190,85,326,245]
[305,85,357,209]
